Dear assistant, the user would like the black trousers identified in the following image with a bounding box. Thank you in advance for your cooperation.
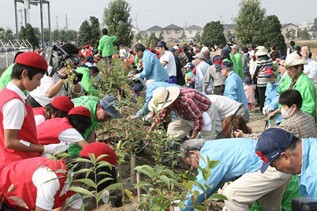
[257,86,267,112]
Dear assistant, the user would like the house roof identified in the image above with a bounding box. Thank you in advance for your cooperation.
[186,25,202,31]
[282,23,298,28]
[147,25,162,31]
[163,24,183,30]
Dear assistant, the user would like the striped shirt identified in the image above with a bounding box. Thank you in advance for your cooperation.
[256,58,272,87]
[157,88,211,131]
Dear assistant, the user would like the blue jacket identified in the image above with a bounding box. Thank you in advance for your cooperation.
[135,82,177,118]
[264,81,282,124]
[185,138,261,210]
[299,138,317,198]
[139,50,169,82]
[224,71,248,108]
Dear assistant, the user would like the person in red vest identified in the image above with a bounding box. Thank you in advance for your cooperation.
[0,142,121,210]
[33,95,74,126]
[0,52,68,166]
[37,106,92,154]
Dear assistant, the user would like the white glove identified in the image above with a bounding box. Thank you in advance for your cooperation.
[43,142,68,155]
[262,105,268,116]
[133,73,140,80]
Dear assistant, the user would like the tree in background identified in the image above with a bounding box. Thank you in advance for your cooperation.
[0,28,15,43]
[299,29,311,40]
[145,33,159,48]
[263,15,287,55]
[134,32,142,42]
[19,24,39,49]
[194,32,202,44]
[52,29,78,44]
[285,28,296,41]
[311,17,317,32]
[202,21,226,48]
[89,16,101,48]
[78,17,100,48]
[103,0,133,48]
[234,0,266,46]
[78,20,92,47]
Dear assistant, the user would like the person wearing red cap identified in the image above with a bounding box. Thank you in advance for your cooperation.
[0,142,121,210]
[33,95,74,126]
[36,106,92,155]
[0,52,68,166]
[203,55,225,95]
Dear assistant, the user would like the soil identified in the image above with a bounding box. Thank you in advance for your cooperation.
[91,105,265,211]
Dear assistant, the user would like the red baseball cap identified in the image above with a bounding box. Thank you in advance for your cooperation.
[15,52,48,71]
[51,96,74,112]
[68,106,91,118]
[80,142,118,165]
[263,66,274,78]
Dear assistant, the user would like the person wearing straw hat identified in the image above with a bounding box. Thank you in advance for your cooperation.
[273,53,316,119]
[148,86,221,139]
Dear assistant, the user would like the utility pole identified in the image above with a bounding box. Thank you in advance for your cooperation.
[56,16,59,29]
[65,14,68,30]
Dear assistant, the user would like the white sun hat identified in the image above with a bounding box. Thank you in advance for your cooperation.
[148,86,180,111]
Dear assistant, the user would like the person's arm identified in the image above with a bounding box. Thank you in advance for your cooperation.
[184,99,204,138]
[58,128,88,148]
[300,85,316,118]
[139,53,152,79]
[77,71,98,96]
[4,129,44,153]
[45,79,65,98]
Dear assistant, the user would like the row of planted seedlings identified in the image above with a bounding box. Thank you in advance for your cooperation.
[67,58,226,210]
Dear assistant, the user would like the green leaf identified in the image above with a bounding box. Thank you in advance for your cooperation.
[73,179,96,189]
[73,168,93,175]
[105,182,123,191]
[210,193,227,200]
[134,165,155,179]
[96,161,113,169]
[135,181,151,190]
[158,175,170,189]
[124,188,134,200]
[72,158,93,164]
[97,177,114,187]
[69,186,94,197]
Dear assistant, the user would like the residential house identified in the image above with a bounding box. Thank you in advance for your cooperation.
[282,23,298,41]
[146,25,162,38]
[161,24,183,42]
[185,25,202,40]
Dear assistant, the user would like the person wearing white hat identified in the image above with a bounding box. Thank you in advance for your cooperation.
[193,53,210,92]
[148,86,221,139]
[253,46,272,112]
[277,53,316,119]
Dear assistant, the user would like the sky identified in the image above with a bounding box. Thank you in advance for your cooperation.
[0,0,316,33]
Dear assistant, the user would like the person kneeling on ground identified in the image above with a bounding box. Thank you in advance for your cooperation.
[33,95,74,126]
[37,106,92,156]
[148,86,221,140]
[180,138,291,211]
[0,142,122,210]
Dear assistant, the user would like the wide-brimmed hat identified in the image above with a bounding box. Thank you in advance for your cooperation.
[148,86,180,111]
[284,53,307,67]
[255,46,268,57]
[193,52,205,59]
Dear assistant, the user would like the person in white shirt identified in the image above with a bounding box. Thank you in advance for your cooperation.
[193,53,210,92]
[27,43,82,107]
[301,45,317,80]
[156,41,177,83]
[119,45,127,59]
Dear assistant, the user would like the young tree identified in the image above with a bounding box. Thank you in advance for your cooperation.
[194,32,202,44]
[103,0,133,48]
[263,15,287,55]
[146,32,159,48]
[234,0,266,46]
[311,17,317,32]
[19,24,39,49]
[202,21,226,48]
[134,32,142,41]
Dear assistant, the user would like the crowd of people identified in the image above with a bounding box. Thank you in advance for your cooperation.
[1,25,317,210]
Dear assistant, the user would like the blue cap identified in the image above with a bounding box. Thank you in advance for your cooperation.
[157,41,167,48]
[222,60,233,68]
[100,96,122,119]
[255,128,294,173]
[221,46,231,57]
[184,62,194,69]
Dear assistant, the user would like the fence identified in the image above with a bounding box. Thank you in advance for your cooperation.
[0,48,33,69]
